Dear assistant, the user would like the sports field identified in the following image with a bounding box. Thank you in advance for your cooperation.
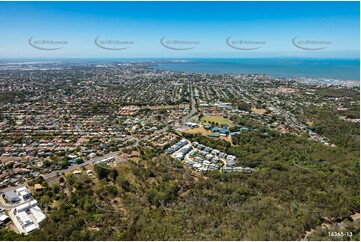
[200,115,234,127]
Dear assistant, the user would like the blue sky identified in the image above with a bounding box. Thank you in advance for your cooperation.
[0,1,359,59]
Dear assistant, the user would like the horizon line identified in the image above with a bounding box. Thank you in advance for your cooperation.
[0,57,360,61]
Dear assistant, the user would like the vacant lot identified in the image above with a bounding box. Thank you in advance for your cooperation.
[184,127,210,136]
[251,108,267,114]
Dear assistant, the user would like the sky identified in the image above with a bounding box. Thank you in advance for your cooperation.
[0,1,359,59]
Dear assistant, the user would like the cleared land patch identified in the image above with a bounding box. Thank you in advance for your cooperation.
[251,108,267,114]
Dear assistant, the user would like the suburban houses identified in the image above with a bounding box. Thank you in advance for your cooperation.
[165,138,252,173]
[0,60,358,237]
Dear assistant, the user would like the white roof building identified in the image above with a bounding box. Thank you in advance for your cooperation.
[16,187,28,193]
[185,122,199,128]
[16,211,37,234]
[16,187,32,200]
[16,200,38,213]
[12,200,46,234]
[0,214,9,222]
[30,206,46,223]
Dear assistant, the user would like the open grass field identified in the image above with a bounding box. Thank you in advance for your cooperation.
[200,115,234,127]
[183,126,233,144]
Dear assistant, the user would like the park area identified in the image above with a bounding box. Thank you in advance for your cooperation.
[200,115,234,127]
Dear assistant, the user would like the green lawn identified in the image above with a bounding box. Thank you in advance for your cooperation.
[200,115,234,127]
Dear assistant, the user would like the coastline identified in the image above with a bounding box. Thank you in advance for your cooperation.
[149,59,360,87]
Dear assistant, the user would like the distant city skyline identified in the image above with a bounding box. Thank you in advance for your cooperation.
[0,1,359,59]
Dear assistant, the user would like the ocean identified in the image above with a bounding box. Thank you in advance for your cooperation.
[152,58,360,81]
[1,58,359,81]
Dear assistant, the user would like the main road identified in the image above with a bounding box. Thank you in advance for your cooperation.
[180,82,197,124]
[141,82,197,141]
